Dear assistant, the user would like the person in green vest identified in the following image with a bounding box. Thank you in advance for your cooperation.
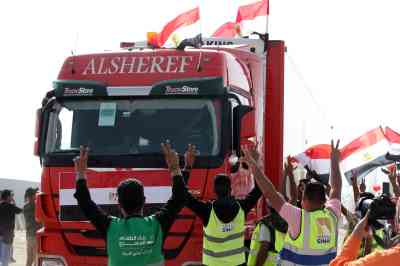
[248,206,288,266]
[73,143,187,266]
[242,140,342,266]
[183,146,262,266]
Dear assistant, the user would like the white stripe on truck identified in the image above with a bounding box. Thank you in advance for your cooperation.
[59,186,172,206]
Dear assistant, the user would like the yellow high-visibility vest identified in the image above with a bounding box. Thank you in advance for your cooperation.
[202,203,245,266]
[278,208,338,266]
[248,222,286,266]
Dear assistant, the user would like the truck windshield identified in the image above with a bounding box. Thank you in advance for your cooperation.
[45,98,222,156]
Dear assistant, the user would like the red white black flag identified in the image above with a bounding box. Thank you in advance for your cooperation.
[212,0,269,37]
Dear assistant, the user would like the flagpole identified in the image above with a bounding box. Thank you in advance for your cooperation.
[265,0,269,36]
[264,0,270,52]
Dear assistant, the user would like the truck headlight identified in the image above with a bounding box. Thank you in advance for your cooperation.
[40,258,66,266]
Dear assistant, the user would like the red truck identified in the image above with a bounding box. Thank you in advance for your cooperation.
[34,36,285,266]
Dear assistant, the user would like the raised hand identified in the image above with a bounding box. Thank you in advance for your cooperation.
[330,139,341,166]
[73,146,89,180]
[329,139,342,199]
[359,177,366,193]
[350,171,357,184]
[184,144,196,170]
[241,146,261,169]
[161,141,180,175]
[284,156,294,176]
[389,164,397,179]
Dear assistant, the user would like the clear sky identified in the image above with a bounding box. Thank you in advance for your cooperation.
[1,0,399,181]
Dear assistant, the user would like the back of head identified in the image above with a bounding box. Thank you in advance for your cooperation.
[303,182,326,207]
[214,174,231,198]
[1,189,12,201]
[117,178,145,214]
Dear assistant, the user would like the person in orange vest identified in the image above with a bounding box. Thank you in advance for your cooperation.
[329,200,400,266]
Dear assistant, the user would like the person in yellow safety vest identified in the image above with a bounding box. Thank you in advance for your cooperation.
[183,146,262,266]
[248,207,288,266]
[242,140,342,266]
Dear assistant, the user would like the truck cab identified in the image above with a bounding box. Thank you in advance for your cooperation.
[34,37,285,266]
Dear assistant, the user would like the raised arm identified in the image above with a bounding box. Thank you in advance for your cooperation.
[350,174,360,204]
[285,157,298,205]
[329,140,342,200]
[155,142,188,236]
[73,146,111,237]
[242,147,286,212]
[181,144,212,224]
[388,166,400,197]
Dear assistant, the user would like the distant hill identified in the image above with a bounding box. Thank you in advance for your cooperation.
[0,178,40,208]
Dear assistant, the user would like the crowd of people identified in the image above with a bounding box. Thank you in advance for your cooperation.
[0,187,41,266]
[1,141,400,265]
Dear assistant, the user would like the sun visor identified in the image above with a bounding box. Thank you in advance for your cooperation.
[53,77,226,98]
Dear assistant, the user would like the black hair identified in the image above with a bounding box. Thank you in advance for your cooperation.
[1,190,12,200]
[303,182,326,205]
[25,188,38,199]
[117,178,145,214]
[214,174,231,198]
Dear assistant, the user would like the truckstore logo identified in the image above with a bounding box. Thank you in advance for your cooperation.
[64,87,94,96]
[165,85,199,95]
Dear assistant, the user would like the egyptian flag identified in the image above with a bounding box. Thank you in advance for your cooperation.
[212,22,241,38]
[156,7,200,48]
[293,144,332,184]
[236,0,269,36]
[340,127,391,182]
[212,0,269,37]
[385,127,400,155]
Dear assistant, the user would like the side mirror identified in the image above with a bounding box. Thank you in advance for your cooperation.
[233,105,254,155]
[34,108,42,156]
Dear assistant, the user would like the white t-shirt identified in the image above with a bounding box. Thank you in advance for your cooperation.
[258,224,272,242]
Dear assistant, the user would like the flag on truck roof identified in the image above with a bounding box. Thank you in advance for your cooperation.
[212,0,269,38]
[236,0,269,36]
[212,22,240,38]
[340,127,391,182]
[293,144,331,184]
[157,7,200,48]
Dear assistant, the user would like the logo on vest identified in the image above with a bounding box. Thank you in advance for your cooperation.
[316,218,332,244]
[221,223,234,232]
[119,234,155,257]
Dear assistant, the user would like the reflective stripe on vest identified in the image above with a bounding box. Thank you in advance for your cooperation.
[248,222,286,266]
[203,203,245,266]
[279,208,338,266]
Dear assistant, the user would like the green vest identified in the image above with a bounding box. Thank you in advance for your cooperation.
[279,208,338,266]
[248,222,286,266]
[359,228,385,257]
[371,228,385,251]
[107,216,164,266]
[203,203,246,266]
